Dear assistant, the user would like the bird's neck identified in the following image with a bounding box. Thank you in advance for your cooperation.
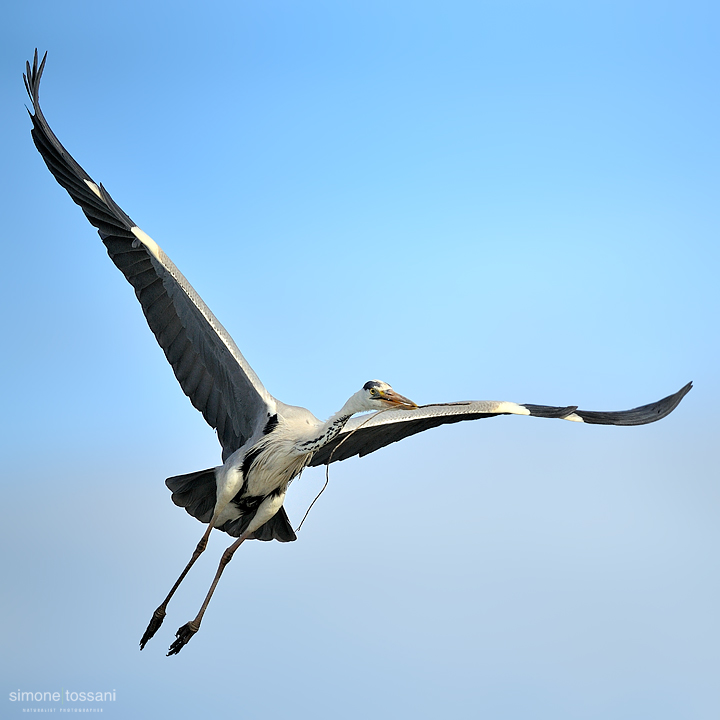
[293,392,366,454]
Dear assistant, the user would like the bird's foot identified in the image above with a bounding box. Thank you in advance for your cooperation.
[167,620,200,656]
[139,607,166,650]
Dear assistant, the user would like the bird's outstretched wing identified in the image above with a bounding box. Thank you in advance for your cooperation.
[308,382,692,466]
[25,51,273,459]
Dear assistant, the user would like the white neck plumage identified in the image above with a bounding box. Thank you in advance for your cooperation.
[293,390,370,454]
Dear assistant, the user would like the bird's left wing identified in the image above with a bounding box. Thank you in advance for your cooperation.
[24,51,274,459]
[308,382,692,466]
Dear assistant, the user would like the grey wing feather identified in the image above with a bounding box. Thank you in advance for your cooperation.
[25,51,272,458]
[568,381,692,425]
[308,382,692,466]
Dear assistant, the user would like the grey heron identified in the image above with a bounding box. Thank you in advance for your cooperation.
[24,51,692,656]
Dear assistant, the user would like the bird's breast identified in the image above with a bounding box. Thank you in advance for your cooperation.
[229,432,311,502]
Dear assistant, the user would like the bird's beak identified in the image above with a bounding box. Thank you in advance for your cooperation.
[381,390,418,410]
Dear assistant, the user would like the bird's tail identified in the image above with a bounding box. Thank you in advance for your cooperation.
[166,468,218,524]
[217,508,297,542]
[165,468,297,542]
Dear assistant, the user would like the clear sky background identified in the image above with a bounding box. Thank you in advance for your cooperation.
[1,2,718,718]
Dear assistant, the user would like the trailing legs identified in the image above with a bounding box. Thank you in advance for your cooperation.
[139,520,215,649]
[166,491,286,656]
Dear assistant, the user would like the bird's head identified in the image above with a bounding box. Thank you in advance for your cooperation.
[359,380,418,411]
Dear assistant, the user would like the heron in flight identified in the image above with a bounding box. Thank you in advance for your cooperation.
[24,51,692,656]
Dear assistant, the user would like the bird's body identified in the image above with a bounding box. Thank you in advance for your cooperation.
[24,51,692,656]
[173,386,412,543]
[214,408,316,533]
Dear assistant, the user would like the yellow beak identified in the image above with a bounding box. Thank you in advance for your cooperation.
[380,389,418,410]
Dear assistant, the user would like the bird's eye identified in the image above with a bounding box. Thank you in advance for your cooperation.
[370,388,378,395]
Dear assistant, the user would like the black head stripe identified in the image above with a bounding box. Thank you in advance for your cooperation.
[363,380,382,391]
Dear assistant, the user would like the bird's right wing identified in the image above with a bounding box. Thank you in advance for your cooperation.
[308,382,692,466]
[25,51,273,459]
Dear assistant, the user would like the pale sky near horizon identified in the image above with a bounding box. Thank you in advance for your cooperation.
[2,2,719,718]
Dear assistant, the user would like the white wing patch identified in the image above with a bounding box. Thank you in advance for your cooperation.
[83,180,162,262]
[494,401,531,416]
[562,412,585,423]
[84,179,103,199]
[130,225,162,261]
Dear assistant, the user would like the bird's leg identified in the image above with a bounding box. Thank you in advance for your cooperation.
[139,521,215,650]
[166,530,251,656]
[167,491,286,656]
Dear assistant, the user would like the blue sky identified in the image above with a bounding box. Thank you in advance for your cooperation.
[1,1,718,718]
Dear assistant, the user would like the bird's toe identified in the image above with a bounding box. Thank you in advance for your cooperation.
[167,621,200,656]
[140,607,166,650]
